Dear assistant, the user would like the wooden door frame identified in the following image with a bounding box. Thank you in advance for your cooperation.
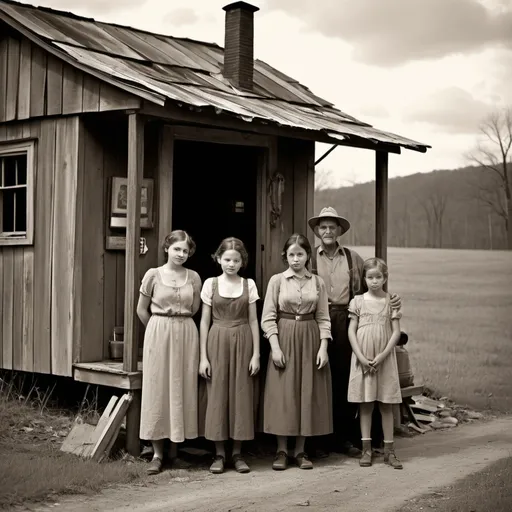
[157,123,274,294]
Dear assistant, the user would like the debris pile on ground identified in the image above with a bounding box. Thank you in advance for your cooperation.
[1,398,73,447]
[405,394,485,434]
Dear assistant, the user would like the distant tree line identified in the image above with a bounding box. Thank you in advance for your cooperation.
[315,165,508,250]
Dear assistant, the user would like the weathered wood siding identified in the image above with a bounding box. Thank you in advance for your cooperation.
[0,30,140,123]
[0,116,80,376]
[76,118,158,363]
[263,137,315,291]
[0,115,159,373]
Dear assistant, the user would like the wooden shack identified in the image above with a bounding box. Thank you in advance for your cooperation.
[0,0,430,453]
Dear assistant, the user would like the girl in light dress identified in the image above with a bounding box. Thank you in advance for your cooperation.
[137,230,201,475]
[347,257,403,469]
[261,234,332,471]
[199,237,261,474]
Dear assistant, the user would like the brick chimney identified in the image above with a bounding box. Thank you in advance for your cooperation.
[222,1,259,91]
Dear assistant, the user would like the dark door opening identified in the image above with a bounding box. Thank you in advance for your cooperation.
[172,140,260,284]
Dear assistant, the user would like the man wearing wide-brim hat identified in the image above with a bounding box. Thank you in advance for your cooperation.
[308,207,401,457]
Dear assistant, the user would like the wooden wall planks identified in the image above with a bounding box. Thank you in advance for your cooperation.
[51,116,79,376]
[261,137,314,291]
[0,250,3,368]
[78,117,105,363]
[33,119,55,374]
[0,34,140,123]
[5,37,20,121]
[0,117,79,376]
[2,248,14,369]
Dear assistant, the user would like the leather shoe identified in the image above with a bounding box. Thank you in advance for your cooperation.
[272,451,288,470]
[146,456,163,475]
[294,452,313,470]
[210,455,225,474]
[232,454,250,473]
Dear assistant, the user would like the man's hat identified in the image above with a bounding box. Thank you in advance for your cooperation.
[308,206,351,236]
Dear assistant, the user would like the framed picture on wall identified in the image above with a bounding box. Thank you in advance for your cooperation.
[110,177,154,229]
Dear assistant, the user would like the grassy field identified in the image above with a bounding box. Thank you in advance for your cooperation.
[353,247,512,412]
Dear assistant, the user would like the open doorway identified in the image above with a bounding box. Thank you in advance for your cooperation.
[172,140,261,285]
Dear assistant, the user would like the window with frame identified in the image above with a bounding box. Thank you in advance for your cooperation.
[0,140,35,245]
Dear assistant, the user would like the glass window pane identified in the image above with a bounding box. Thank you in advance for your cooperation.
[3,157,17,187]
[2,190,15,232]
[16,154,27,185]
[15,189,27,232]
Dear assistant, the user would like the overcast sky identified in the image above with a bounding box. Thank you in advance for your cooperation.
[18,0,512,186]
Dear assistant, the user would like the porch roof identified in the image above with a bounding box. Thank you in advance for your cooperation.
[0,0,430,153]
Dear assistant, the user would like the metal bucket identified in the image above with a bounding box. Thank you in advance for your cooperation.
[395,345,414,388]
[109,340,124,360]
[109,326,124,360]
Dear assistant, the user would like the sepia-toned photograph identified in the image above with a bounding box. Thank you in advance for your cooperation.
[0,0,510,511]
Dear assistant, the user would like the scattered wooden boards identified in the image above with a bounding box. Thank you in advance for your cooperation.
[410,403,439,414]
[61,393,133,462]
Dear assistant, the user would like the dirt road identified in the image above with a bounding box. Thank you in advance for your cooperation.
[24,416,512,512]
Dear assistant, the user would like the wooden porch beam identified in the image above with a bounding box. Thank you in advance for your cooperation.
[123,112,144,373]
[375,151,388,264]
[170,124,270,147]
[141,102,403,154]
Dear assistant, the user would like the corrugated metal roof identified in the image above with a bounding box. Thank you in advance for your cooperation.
[0,0,430,152]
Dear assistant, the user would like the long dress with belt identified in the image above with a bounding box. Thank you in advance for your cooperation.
[261,268,333,437]
[139,267,201,442]
[201,277,259,441]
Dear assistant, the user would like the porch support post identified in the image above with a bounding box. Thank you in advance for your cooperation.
[375,150,388,264]
[157,126,174,266]
[123,111,144,457]
[123,112,144,372]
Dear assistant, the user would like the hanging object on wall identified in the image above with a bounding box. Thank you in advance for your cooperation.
[139,237,149,255]
[105,236,149,254]
[268,172,285,228]
[109,177,154,229]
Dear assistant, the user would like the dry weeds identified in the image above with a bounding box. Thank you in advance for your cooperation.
[0,377,148,510]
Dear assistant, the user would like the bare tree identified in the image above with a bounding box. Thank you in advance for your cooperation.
[467,107,512,250]
[315,168,334,191]
[418,185,448,248]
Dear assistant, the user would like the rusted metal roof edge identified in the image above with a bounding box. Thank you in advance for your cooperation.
[0,5,430,152]
[153,99,429,153]
[1,0,223,50]
[0,8,167,106]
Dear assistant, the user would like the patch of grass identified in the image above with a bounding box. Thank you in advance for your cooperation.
[353,247,512,412]
[0,379,151,510]
[0,441,147,509]
[397,456,512,511]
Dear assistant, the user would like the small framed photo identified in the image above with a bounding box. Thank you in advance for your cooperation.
[110,177,154,229]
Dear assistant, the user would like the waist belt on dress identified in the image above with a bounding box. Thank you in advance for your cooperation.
[278,312,315,321]
[152,313,192,317]
[212,319,249,327]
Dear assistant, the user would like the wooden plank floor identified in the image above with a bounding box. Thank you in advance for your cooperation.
[73,360,143,389]
[74,360,143,373]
